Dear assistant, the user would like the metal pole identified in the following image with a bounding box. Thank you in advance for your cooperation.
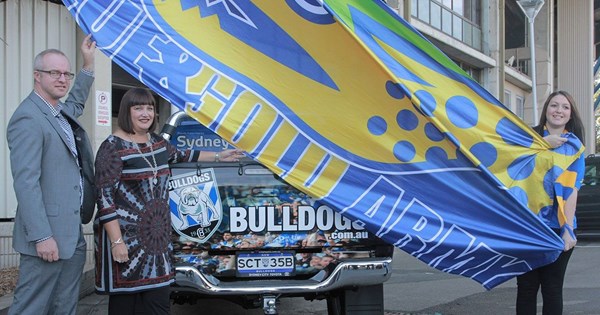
[529,18,538,125]
[517,0,544,125]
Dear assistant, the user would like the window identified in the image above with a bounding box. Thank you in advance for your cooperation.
[504,90,512,109]
[411,0,482,50]
[453,59,481,83]
[515,96,525,119]
[418,0,430,23]
[452,14,463,39]
[431,2,442,29]
[439,0,480,25]
[441,7,453,34]
[583,160,598,186]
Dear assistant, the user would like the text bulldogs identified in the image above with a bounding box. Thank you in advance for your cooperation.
[229,205,366,233]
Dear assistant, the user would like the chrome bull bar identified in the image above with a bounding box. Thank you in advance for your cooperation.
[172,257,392,295]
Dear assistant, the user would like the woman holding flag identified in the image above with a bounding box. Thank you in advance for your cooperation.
[516,90,585,315]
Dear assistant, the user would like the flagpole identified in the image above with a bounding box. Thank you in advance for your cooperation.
[528,18,538,125]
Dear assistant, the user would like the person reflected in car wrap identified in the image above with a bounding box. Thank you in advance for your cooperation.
[516,90,585,315]
[93,87,244,315]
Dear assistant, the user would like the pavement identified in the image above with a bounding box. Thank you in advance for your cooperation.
[2,242,599,315]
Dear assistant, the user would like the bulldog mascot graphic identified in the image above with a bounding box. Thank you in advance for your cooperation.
[178,186,220,228]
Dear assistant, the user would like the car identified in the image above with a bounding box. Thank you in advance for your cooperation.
[575,154,600,238]
[162,112,394,315]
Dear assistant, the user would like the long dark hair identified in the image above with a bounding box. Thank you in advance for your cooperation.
[117,88,158,134]
[532,90,585,143]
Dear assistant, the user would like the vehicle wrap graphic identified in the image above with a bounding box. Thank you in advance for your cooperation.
[169,169,222,242]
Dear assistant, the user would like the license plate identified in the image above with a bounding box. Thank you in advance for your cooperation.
[236,251,295,277]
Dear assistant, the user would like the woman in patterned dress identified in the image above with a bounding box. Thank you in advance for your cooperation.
[94,88,243,314]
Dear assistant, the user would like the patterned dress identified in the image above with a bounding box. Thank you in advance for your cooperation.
[94,133,199,294]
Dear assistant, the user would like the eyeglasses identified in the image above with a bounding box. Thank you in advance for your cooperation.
[36,69,75,80]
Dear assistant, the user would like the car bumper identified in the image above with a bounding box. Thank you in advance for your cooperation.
[172,257,392,295]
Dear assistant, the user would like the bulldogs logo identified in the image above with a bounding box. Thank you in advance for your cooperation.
[170,169,222,243]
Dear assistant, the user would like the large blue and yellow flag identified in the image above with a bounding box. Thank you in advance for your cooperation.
[63,0,583,289]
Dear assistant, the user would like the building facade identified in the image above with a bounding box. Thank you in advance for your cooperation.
[0,0,596,267]
[393,0,595,152]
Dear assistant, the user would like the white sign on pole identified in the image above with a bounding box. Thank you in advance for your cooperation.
[95,90,111,127]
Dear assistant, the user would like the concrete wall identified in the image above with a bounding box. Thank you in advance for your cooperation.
[557,0,595,154]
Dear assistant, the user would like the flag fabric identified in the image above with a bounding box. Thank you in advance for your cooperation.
[63,0,583,289]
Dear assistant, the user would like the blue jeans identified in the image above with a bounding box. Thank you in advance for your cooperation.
[516,245,573,315]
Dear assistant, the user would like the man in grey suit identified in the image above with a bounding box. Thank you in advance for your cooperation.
[6,34,96,315]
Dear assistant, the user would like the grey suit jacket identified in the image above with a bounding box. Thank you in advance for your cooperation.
[7,71,95,259]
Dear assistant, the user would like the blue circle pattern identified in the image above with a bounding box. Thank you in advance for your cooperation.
[446,96,478,129]
[425,147,448,164]
[396,109,418,131]
[367,116,387,136]
[470,142,498,167]
[507,154,536,180]
[552,135,579,156]
[496,118,534,147]
[372,81,576,220]
[424,123,444,142]
[414,90,436,117]
[542,166,561,197]
[385,81,406,99]
[538,205,552,219]
[393,141,416,162]
[509,186,528,206]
